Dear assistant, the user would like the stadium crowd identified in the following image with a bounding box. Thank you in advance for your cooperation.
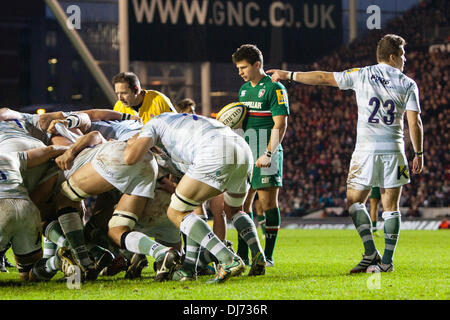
[278,0,449,217]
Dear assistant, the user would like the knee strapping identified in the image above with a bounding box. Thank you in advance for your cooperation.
[108,210,138,230]
[170,191,200,212]
[382,211,401,220]
[348,202,365,215]
[224,192,246,207]
[60,177,91,202]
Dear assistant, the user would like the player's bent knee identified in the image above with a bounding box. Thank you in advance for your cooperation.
[348,202,365,215]
[382,211,401,220]
[15,248,43,280]
[169,191,200,212]
[108,210,138,230]
[60,177,91,202]
[223,192,246,208]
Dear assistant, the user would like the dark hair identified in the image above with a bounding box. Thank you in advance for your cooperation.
[232,44,263,66]
[376,34,406,63]
[112,72,141,93]
[176,98,196,114]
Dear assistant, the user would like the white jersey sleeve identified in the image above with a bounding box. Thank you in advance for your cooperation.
[333,68,362,90]
[404,81,421,112]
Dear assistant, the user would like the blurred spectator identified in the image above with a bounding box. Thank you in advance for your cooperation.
[439,218,449,229]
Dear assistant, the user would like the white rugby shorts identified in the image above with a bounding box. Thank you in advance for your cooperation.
[185,135,253,194]
[66,141,158,198]
[347,151,410,190]
[0,199,42,255]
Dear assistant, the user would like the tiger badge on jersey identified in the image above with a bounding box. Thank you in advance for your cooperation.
[258,89,266,98]
[276,89,288,105]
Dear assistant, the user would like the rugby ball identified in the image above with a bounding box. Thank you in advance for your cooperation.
[216,102,247,129]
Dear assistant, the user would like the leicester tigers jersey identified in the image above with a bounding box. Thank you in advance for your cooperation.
[138,112,235,166]
[0,152,29,200]
[334,63,420,154]
[238,75,289,157]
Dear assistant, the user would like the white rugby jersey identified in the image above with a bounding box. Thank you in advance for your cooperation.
[0,152,29,200]
[89,120,142,141]
[139,113,235,166]
[334,63,420,153]
[0,115,48,146]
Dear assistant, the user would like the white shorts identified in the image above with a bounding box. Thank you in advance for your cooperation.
[0,137,50,191]
[66,141,158,198]
[347,151,410,190]
[0,198,42,255]
[185,135,253,194]
[134,189,180,245]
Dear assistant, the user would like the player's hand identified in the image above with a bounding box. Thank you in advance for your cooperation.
[126,133,139,146]
[412,155,423,174]
[130,115,142,123]
[47,119,69,134]
[266,69,289,83]
[255,154,271,168]
[55,149,75,171]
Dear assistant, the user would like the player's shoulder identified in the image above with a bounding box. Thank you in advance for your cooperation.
[400,73,418,91]
[113,100,126,111]
[239,82,252,92]
[144,89,170,100]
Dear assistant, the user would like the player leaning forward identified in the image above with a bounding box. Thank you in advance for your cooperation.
[268,34,424,273]
[124,112,267,283]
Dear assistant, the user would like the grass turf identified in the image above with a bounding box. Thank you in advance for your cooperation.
[0,229,449,300]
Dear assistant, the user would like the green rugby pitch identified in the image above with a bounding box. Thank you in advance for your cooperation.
[1,229,449,300]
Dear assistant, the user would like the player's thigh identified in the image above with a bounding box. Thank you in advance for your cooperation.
[115,194,149,219]
[346,187,372,208]
[176,175,222,203]
[9,199,42,256]
[70,162,115,195]
[0,200,16,252]
[380,187,402,212]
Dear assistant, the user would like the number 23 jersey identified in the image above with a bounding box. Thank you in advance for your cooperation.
[333,63,420,154]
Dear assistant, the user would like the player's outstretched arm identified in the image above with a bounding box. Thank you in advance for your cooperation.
[26,145,69,168]
[124,136,154,165]
[266,69,338,87]
[55,131,106,171]
[83,109,142,123]
[406,110,424,174]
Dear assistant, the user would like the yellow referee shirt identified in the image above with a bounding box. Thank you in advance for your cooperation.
[113,89,175,124]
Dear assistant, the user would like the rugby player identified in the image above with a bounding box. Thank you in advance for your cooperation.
[267,34,424,273]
